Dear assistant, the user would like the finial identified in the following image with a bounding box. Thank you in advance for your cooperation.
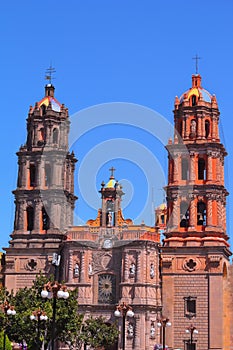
[109,166,116,179]
[192,54,201,74]
[45,64,56,84]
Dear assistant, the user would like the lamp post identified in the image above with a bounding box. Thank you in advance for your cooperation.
[114,302,134,350]
[30,309,48,350]
[2,301,16,350]
[157,316,171,350]
[41,281,69,350]
[185,324,198,349]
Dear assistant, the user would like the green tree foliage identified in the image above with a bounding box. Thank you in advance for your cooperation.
[81,316,119,349]
[2,274,83,350]
[0,331,12,350]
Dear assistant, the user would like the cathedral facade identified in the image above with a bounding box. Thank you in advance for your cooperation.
[3,74,233,349]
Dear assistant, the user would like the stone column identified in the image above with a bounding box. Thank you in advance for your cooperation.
[124,252,129,282]
[80,251,85,283]
[34,200,41,231]
[212,116,217,140]
[68,251,74,283]
[206,195,213,227]
[202,116,206,139]
[217,198,222,227]
[189,152,195,183]
[197,116,202,139]
[207,151,212,182]
[173,154,179,183]
[136,251,141,283]
[222,199,227,232]
[189,196,196,229]
[184,116,189,139]
[21,160,27,188]
[172,197,179,228]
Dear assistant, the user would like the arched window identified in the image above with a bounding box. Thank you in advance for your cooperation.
[29,164,36,187]
[41,104,46,115]
[26,206,34,231]
[42,207,50,230]
[191,95,197,106]
[180,201,189,227]
[205,120,210,138]
[197,201,206,226]
[52,128,58,144]
[45,164,52,187]
[181,158,189,180]
[198,158,206,180]
[39,128,45,141]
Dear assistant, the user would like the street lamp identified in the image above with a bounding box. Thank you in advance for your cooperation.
[157,316,171,350]
[41,281,69,350]
[185,324,198,350]
[30,309,48,350]
[114,302,134,350]
[1,301,16,350]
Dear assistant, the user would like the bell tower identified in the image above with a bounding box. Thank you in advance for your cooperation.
[161,74,231,349]
[4,83,77,290]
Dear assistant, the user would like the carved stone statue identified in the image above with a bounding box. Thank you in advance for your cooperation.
[129,262,136,275]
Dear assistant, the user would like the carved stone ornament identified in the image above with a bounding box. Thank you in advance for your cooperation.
[183,258,200,272]
[25,258,37,271]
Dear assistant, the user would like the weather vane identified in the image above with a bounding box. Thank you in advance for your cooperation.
[192,54,201,74]
[45,64,56,84]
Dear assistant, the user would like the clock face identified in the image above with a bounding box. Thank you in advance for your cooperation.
[98,274,116,304]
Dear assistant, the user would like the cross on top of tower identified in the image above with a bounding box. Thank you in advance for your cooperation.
[192,54,201,74]
[45,64,56,84]
[109,166,116,179]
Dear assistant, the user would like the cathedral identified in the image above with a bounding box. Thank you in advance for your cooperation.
[2,73,233,349]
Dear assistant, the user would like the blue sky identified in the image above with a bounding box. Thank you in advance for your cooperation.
[0,1,233,249]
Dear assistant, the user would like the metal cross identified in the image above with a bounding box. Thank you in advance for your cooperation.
[192,54,201,74]
[109,166,116,178]
[45,64,56,84]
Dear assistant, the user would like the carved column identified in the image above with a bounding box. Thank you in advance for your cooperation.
[68,251,74,283]
[207,151,212,182]
[36,159,41,188]
[217,198,222,227]
[136,251,141,283]
[172,197,179,228]
[189,152,195,183]
[124,251,129,282]
[206,195,213,227]
[182,118,185,139]
[80,251,85,283]
[197,116,202,139]
[202,116,206,139]
[222,199,227,232]
[34,200,41,231]
[21,159,27,188]
[33,123,38,145]
[189,195,196,228]
[184,116,189,139]
[212,116,217,140]
[216,156,221,183]
[173,154,179,183]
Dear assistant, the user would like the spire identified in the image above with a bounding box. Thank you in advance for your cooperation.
[44,64,56,97]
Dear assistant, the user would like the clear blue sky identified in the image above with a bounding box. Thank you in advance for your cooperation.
[0,1,233,250]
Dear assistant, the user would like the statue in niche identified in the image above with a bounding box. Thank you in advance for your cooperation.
[107,212,113,227]
[88,262,93,275]
[190,119,196,135]
[150,263,155,278]
[74,263,79,277]
[129,262,136,275]
[150,322,156,338]
[127,323,134,337]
